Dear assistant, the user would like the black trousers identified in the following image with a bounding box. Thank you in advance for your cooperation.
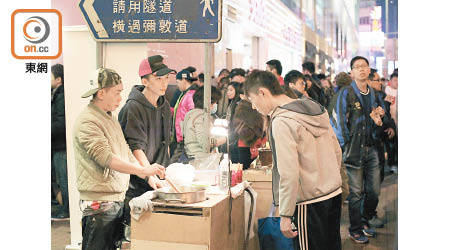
[292,194,342,250]
[81,202,125,250]
[375,141,386,183]
[385,135,398,166]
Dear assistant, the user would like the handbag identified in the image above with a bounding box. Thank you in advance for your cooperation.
[257,204,295,250]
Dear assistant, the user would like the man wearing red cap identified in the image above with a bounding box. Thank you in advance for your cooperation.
[118,55,176,226]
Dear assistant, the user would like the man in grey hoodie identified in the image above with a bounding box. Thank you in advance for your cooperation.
[118,55,175,225]
[244,70,343,250]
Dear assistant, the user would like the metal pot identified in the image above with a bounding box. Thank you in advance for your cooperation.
[155,186,207,204]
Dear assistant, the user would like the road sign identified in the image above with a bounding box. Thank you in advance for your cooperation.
[79,0,222,42]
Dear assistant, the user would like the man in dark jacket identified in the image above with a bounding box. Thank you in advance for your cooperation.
[302,61,326,106]
[369,68,396,182]
[284,70,307,98]
[118,55,175,225]
[317,73,334,108]
[366,68,396,228]
[51,64,69,220]
[330,56,385,244]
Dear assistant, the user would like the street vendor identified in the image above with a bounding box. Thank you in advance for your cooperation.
[118,55,176,225]
[73,67,165,250]
[244,70,343,250]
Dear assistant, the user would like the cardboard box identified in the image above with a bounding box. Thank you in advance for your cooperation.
[131,194,245,250]
[243,169,277,219]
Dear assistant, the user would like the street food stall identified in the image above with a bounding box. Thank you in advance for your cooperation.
[64,2,271,249]
[130,192,245,250]
[128,157,248,250]
[131,147,275,250]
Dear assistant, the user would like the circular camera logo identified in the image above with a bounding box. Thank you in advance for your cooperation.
[23,16,50,44]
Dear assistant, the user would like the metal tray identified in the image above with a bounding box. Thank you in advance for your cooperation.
[155,186,207,204]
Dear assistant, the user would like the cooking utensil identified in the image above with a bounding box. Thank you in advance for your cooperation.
[155,186,207,204]
[165,177,181,193]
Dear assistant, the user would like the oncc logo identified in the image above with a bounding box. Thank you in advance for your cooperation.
[23,16,50,44]
[11,9,62,60]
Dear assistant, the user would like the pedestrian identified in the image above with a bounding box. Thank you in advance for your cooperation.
[284,69,308,98]
[326,71,354,206]
[170,66,197,108]
[51,63,69,220]
[317,73,334,107]
[225,82,242,123]
[73,68,165,250]
[170,69,198,160]
[229,68,246,83]
[330,56,385,244]
[384,72,398,173]
[197,72,205,87]
[244,70,343,250]
[216,76,230,118]
[183,86,226,158]
[216,68,230,84]
[231,95,267,170]
[226,82,242,159]
[366,68,396,228]
[266,59,284,85]
[302,61,326,106]
[327,72,353,115]
[304,75,320,102]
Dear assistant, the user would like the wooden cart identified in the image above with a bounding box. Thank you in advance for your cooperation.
[130,194,244,250]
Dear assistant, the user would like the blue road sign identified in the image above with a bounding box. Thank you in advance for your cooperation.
[79,0,222,42]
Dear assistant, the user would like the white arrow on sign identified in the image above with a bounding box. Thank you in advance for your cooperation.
[82,0,109,38]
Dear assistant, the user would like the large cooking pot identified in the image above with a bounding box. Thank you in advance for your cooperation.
[155,186,207,204]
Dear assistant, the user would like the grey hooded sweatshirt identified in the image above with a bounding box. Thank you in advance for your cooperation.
[118,85,172,197]
[269,97,342,217]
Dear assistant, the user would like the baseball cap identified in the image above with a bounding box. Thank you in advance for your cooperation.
[139,55,176,77]
[176,69,198,81]
[81,68,122,98]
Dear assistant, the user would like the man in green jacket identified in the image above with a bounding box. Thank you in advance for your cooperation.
[73,68,165,250]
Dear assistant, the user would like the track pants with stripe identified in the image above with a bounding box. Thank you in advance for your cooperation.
[292,194,342,250]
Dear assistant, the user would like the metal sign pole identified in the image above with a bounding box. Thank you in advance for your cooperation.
[203,43,212,152]
[96,42,103,68]
[204,42,232,234]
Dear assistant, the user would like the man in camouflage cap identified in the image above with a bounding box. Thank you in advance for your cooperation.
[73,67,166,250]
[81,68,123,98]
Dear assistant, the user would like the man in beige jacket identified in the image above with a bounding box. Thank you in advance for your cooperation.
[73,68,165,250]
[244,70,342,250]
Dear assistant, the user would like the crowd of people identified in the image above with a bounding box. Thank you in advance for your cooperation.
[50,55,398,249]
